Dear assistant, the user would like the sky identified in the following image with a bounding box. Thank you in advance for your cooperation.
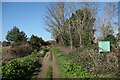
[1,2,118,41]
[2,2,52,41]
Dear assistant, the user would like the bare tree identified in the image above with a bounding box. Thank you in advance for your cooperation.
[98,2,118,40]
[44,3,67,45]
[44,2,97,48]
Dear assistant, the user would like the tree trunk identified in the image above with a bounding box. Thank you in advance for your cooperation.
[79,34,82,47]
[61,36,64,45]
[70,35,73,49]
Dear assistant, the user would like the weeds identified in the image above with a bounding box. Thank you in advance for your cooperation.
[46,66,52,80]
[53,47,97,78]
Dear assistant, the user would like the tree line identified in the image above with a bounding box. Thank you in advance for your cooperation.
[45,2,119,49]
[2,26,50,50]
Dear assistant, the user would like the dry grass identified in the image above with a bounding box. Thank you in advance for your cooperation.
[2,46,11,53]
[56,45,77,54]
[2,44,33,65]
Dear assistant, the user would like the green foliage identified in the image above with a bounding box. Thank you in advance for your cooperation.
[53,47,97,78]
[42,47,49,53]
[44,41,51,46]
[6,26,27,43]
[46,66,52,80]
[83,29,90,46]
[53,47,70,78]
[104,34,117,44]
[2,53,41,79]
[54,8,96,47]
[39,47,49,57]
[2,41,10,47]
[67,47,118,78]
[64,63,98,79]
[30,34,45,50]
[40,52,46,57]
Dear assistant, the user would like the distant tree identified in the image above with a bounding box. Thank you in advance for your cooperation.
[104,34,118,51]
[39,37,45,45]
[104,34,117,44]
[29,35,45,50]
[45,41,51,45]
[2,41,10,47]
[6,26,27,43]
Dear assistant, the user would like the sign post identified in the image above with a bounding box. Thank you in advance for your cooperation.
[98,41,110,53]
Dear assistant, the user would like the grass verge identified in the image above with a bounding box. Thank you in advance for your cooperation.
[53,47,70,78]
[49,50,53,61]
[53,47,98,79]
[46,66,52,80]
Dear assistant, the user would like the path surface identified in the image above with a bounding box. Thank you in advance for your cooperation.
[51,51,58,78]
[37,50,58,78]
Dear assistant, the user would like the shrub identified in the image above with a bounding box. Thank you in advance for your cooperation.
[53,47,97,79]
[2,53,41,79]
[40,52,46,57]
[2,41,10,47]
[68,48,118,78]
[8,44,33,57]
[42,47,49,53]
[64,62,98,79]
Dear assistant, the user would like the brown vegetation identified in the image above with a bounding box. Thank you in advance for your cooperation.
[2,44,33,65]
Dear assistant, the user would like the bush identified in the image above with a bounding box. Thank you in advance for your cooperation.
[8,44,33,57]
[53,47,97,78]
[42,46,49,53]
[64,63,98,79]
[2,41,10,47]
[2,53,41,79]
[68,48,118,78]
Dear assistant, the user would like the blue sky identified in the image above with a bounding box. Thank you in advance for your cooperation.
[1,2,118,41]
[2,2,52,41]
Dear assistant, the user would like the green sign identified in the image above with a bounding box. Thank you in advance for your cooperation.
[98,41,110,52]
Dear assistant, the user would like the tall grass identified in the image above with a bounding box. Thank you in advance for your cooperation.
[53,47,70,78]
[53,47,98,79]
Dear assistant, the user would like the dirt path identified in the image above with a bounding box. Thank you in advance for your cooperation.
[37,50,58,78]
[50,52,58,78]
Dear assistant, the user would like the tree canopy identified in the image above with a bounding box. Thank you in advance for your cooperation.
[6,26,27,43]
[45,3,96,48]
[29,34,45,50]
